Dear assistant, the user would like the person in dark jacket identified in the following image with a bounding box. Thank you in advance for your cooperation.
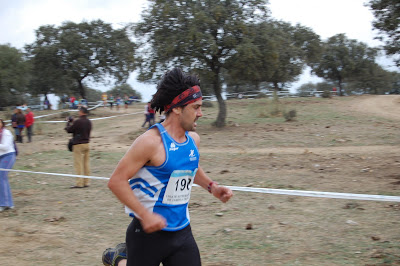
[65,106,92,188]
[15,109,25,143]
[11,108,18,139]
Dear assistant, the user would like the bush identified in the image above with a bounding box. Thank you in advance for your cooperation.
[322,90,332,98]
[256,92,268,98]
[60,112,70,119]
[284,109,297,121]
[202,101,214,108]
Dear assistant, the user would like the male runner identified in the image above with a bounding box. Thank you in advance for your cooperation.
[107,67,233,266]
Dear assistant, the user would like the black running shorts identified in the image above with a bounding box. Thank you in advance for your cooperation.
[126,218,201,266]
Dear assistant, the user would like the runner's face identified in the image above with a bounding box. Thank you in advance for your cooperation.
[180,99,203,131]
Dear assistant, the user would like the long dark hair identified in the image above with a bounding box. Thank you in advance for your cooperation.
[150,68,200,114]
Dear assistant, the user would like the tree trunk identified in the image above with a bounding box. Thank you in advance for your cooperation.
[78,80,86,99]
[273,81,279,91]
[213,74,226,128]
[338,78,343,96]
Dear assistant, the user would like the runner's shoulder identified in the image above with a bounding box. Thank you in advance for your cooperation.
[188,131,200,146]
[133,127,162,149]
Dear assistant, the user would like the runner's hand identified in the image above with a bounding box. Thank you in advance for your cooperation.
[140,212,167,233]
[212,186,233,203]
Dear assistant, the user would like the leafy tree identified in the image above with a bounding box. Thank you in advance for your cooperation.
[107,84,142,100]
[348,63,397,94]
[27,20,136,100]
[366,0,400,67]
[225,22,277,91]
[0,44,30,107]
[25,26,73,100]
[316,81,337,92]
[135,0,269,127]
[267,22,321,91]
[226,21,321,92]
[296,82,317,97]
[85,87,103,103]
[311,34,378,96]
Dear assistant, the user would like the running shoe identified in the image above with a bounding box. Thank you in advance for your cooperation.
[102,243,127,266]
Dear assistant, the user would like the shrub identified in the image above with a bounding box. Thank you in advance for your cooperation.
[322,90,332,98]
[202,101,214,108]
[256,92,268,98]
[60,112,70,119]
[284,109,297,121]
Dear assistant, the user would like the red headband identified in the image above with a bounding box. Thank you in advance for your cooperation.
[164,85,202,113]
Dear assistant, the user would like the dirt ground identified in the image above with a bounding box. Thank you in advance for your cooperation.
[1,95,400,265]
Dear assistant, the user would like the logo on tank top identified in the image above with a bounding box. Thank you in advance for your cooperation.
[169,142,179,151]
[189,149,197,161]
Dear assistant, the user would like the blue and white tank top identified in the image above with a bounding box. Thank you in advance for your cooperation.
[125,123,200,231]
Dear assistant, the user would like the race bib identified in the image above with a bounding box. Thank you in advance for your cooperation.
[163,169,197,205]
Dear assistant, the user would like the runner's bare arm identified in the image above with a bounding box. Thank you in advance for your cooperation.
[108,132,167,233]
[189,132,233,203]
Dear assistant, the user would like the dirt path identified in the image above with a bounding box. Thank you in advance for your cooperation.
[346,94,400,120]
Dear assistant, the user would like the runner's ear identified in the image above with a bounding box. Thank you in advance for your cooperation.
[172,107,182,115]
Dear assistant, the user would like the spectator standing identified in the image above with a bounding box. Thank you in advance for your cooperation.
[25,108,35,143]
[73,99,79,109]
[81,98,88,108]
[141,102,151,128]
[70,95,76,109]
[124,95,129,113]
[0,119,17,212]
[148,103,155,125]
[109,95,115,110]
[43,99,49,110]
[15,109,25,143]
[102,93,108,108]
[61,95,67,109]
[65,107,92,188]
[116,96,122,112]
[11,108,18,139]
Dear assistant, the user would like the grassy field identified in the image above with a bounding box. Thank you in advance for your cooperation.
[1,96,400,265]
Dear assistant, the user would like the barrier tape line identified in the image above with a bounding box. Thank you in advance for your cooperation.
[4,102,121,126]
[31,111,143,124]
[0,168,109,180]
[4,102,105,123]
[1,168,399,202]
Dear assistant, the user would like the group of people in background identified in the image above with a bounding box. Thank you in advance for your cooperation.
[102,93,139,112]
[60,95,88,110]
[10,106,35,143]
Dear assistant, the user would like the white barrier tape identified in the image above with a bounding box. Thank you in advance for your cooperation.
[90,111,143,121]
[34,102,104,119]
[4,102,105,123]
[36,111,143,123]
[87,102,104,111]
[1,168,399,202]
[0,168,109,180]
[225,185,400,202]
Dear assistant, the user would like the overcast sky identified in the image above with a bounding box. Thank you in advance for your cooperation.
[0,0,395,99]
